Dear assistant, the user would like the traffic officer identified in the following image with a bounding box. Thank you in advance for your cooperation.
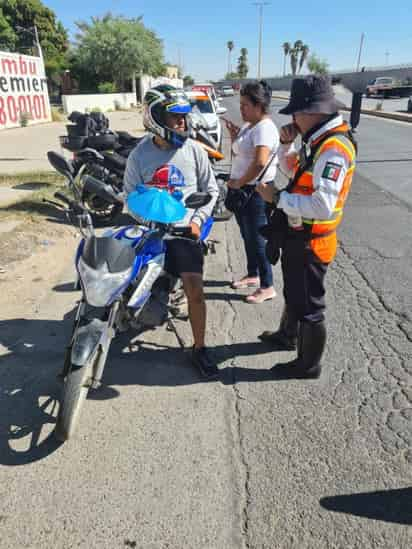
[257,75,357,378]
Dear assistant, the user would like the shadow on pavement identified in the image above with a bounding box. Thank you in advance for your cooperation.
[100,338,280,389]
[0,157,27,162]
[320,488,412,525]
[13,182,53,190]
[0,312,78,466]
[0,199,67,220]
[0,313,283,465]
[53,282,79,293]
[203,280,231,288]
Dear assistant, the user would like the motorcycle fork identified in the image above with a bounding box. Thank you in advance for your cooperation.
[90,300,120,389]
[59,299,87,380]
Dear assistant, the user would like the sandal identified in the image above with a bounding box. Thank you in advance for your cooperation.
[245,287,277,304]
[231,276,259,289]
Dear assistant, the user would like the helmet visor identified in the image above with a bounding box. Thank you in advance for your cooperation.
[166,102,192,114]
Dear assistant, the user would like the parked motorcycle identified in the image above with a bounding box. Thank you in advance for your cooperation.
[46,178,213,441]
[48,109,232,224]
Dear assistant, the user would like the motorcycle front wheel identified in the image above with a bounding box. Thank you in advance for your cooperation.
[55,360,94,441]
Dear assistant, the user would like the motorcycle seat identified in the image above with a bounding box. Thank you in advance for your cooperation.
[102,151,127,171]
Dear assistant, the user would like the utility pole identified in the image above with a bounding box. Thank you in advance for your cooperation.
[16,25,44,63]
[356,32,365,72]
[33,25,43,63]
[385,50,390,65]
[253,2,270,79]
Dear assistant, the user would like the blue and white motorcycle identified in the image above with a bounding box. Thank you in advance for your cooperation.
[50,177,213,441]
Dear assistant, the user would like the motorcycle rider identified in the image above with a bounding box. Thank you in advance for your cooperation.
[124,85,219,378]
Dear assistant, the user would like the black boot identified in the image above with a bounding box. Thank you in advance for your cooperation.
[258,306,298,350]
[271,320,326,379]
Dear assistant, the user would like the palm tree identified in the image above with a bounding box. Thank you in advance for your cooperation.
[227,41,234,75]
[290,40,303,75]
[237,47,249,78]
[282,42,291,76]
[299,44,310,73]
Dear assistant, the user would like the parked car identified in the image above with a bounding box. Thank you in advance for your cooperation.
[221,85,235,97]
[191,84,219,109]
[366,77,412,98]
[407,96,412,113]
[185,90,226,150]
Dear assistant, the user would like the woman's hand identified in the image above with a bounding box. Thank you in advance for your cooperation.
[227,179,243,190]
[222,118,240,140]
[256,182,274,203]
[189,221,201,239]
[280,123,298,145]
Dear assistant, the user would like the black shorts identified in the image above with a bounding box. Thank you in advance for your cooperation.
[165,238,204,277]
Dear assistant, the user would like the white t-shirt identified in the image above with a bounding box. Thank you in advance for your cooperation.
[230,118,279,184]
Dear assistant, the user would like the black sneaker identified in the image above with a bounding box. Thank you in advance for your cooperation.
[191,347,219,379]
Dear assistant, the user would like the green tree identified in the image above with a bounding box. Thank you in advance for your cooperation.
[183,75,194,86]
[225,71,239,80]
[237,48,248,78]
[73,13,164,92]
[0,0,69,80]
[227,40,234,75]
[307,53,329,74]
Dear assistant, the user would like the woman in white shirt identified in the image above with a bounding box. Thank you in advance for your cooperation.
[226,80,279,303]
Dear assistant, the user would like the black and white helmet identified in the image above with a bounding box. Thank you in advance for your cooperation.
[143,85,192,148]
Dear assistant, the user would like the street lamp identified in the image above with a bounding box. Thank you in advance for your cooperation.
[252,2,270,79]
[15,25,43,62]
[355,32,365,72]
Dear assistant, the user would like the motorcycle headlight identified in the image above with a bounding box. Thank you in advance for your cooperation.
[78,257,133,307]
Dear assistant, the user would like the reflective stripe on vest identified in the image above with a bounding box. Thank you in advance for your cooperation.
[291,125,356,237]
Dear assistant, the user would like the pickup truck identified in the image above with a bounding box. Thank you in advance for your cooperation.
[366,77,412,98]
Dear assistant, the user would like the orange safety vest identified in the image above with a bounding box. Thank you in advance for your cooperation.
[289,123,357,263]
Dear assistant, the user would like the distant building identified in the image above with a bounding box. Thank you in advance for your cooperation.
[165,65,179,79]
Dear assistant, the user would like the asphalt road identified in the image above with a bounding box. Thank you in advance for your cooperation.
[0,99,411,548]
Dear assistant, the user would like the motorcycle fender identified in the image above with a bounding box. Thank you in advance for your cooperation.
[71,318,107,367]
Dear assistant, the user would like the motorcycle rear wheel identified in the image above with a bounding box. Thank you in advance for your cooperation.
[81,188,123,226]
[55,361,93,441]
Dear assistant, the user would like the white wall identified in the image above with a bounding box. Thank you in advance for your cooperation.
[0,51,52,130]
[62,92,137,114]
[139,75,184,101]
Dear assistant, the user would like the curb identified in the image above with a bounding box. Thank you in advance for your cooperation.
[271,94,412,124]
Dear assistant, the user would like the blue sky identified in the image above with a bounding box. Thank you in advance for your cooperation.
[45,0,412,81]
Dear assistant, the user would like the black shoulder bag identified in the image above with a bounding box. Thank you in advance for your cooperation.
[224,148,278,214]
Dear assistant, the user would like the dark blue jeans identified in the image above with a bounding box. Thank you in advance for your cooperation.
[234,191,273,288]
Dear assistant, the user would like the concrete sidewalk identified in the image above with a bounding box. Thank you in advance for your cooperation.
[0,110,144,175]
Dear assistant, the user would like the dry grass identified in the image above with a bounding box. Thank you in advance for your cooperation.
[0,171,66,221]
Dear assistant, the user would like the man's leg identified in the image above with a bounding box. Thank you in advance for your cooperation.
[181,272,219,379]
[271,241,328,378]
[181,273,206,349]
[165,238,218,379]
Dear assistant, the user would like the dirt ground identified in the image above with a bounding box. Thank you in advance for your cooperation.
[0,209,78,322]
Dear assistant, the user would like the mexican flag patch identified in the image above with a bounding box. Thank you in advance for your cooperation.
[322,162,342,182]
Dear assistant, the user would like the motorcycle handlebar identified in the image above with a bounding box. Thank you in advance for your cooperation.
[54,192,87,214]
